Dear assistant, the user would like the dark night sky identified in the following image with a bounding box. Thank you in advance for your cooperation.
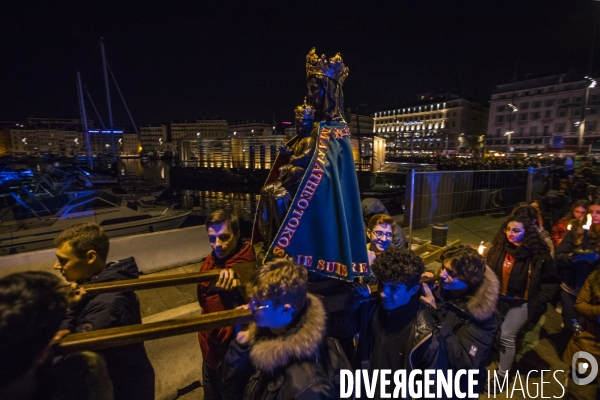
[0,0,597,127]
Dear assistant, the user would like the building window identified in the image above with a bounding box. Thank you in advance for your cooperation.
[587,122,596,131]
[561,98,569,104]
[495,115,504,123]
[521,102,530,110]
[519,113,528,121]
[544,99,555,107]
[545,110,552,118]
[592,94,599,101]
[519,127,525,136]
[530,126,538,135]
[573,108,581,117]
[575,96,582,103]
[588,107,598,115]
[532,101,541,108]
[496,128,501,137]
[558,109,567,117]
[531,112,541,120]
[543,126,549,135]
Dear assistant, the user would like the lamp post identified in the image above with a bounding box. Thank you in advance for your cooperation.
[578,76,596,152]
[578,0,600,153]
[505,103,518,155]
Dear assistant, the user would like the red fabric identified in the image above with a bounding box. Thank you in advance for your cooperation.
[551,218,569,247]
[197,239,255,370]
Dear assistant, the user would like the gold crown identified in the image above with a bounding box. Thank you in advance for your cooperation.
[294,97,316,120]
[306,47,349,85]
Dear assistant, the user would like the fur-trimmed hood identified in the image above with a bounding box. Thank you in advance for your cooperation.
[248,293,326,374]
[465,266,499,321]
[456,266,499,321]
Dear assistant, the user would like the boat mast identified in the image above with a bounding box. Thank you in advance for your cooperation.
[76,70,94,170]
[100,37,116,161]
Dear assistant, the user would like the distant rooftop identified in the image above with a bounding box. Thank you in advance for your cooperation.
[493,71,588,94]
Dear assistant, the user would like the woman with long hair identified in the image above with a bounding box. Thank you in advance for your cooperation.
[485,215,559,387]
[551,199,588,247]
[511,203,555,257]
[556,198,600,334]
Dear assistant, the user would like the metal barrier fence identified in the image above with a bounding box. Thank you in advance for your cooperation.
[405,167,551,246]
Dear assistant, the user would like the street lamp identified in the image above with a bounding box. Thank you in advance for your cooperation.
[506,103,518,155]
[578,76,597,152]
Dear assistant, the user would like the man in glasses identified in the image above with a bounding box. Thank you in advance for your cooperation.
[362,198,408,250]
[221,259,336,399]
[420,245,499,395]
[366,214,396,265]
[196,209,256,400]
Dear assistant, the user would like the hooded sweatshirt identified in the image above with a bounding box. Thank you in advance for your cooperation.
[61,257,155,400]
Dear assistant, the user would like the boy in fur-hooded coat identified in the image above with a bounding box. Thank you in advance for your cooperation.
[221,260,336,400]
[424,245,500,395]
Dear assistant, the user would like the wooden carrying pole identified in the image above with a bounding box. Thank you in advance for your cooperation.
[58,242,462,354]
[81,270,221,296]
[58,309,253,353]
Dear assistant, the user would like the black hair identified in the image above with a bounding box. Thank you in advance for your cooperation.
[371,247,424,289]
[0,272,67,387]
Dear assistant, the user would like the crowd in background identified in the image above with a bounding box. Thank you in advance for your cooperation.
[385,153,600,171]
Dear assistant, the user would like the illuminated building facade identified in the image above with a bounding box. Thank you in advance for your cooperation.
[140,124,169,152]
[170,118,228,141]
[179,136,285,170]
[486,73,600,155]
[122,133,141,156]
[373,94,488,156]
[228,121,273,138]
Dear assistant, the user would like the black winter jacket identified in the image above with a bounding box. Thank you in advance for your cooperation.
[486,246,560,325]
[434,266,500,394]
[555,229,600,293]
[221,293,336,400]
[62,257,155,400]
[358,298,449,399]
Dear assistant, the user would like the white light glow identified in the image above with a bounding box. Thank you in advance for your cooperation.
[478,241,486,255]
[584,214,592,230]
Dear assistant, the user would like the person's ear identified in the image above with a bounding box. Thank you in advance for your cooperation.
[408,285,419,297]
[86,249,97,264]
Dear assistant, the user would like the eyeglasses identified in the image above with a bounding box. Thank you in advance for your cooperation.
[249,297,270,311]
[370,230,392,239]
[505,228,524,235]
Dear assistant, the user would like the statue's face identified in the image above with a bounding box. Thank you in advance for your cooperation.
[306,76,324,110]
[295,117,313,137]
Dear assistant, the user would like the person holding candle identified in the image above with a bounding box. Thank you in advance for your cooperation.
[485,214,559,388]
[551,199,588,247]
[556,199,600,334]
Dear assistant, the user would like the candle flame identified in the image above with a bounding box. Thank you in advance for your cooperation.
[567,224,572,231]
[584,214,593,230]
[478,241,486,255]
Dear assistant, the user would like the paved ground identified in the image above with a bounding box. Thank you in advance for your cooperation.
[136,213,574,399]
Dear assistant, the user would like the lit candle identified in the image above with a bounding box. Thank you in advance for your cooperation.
[583,214,592,250]
[478,241,486,255]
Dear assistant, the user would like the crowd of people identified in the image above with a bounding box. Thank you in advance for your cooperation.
[385,153,600,172]
[4,175,600,398]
